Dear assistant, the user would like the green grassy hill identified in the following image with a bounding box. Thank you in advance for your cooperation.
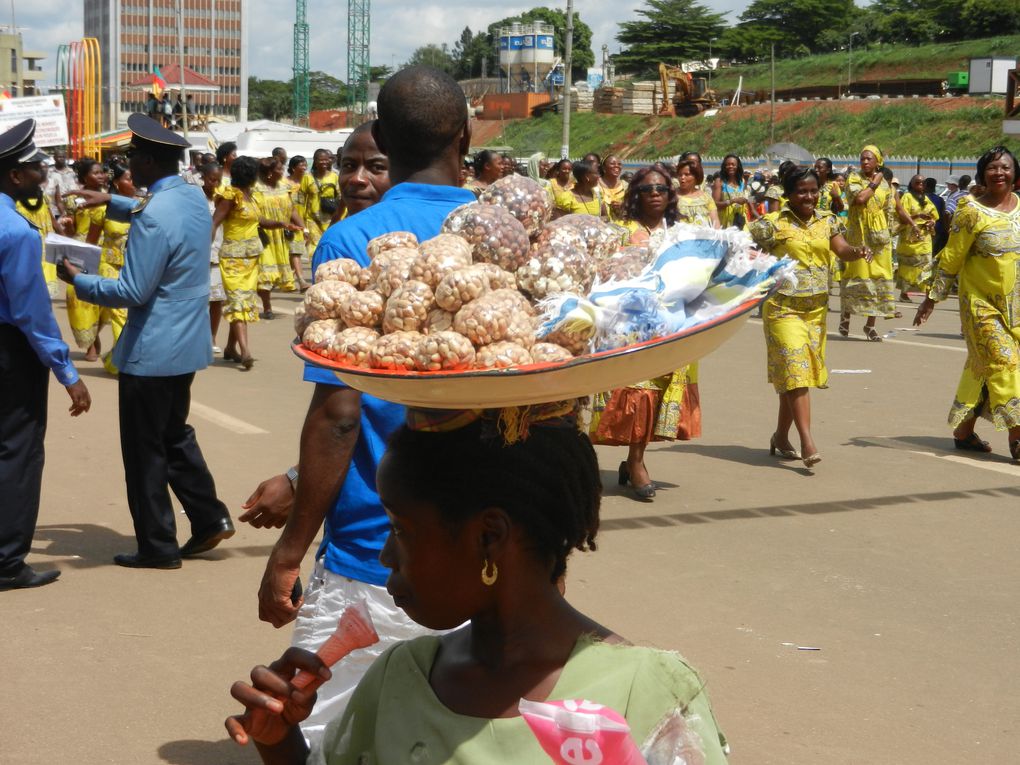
[710,34,1020,93]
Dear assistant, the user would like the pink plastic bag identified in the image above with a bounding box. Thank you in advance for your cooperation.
[519,698,648,765]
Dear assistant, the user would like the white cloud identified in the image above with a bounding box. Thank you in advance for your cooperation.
[13,0,748,89]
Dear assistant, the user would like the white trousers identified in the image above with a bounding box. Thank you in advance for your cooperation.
[291,560,434,750]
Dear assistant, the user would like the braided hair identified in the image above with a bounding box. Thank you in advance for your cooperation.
[384,420,601,582]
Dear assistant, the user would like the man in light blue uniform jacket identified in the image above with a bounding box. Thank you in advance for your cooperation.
[0,118,91,591]
[60,114,233,570]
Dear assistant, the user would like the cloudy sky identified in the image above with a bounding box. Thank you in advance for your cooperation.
[14,0,747,88]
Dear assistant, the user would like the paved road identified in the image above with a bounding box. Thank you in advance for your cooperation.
[3,290,1017,764]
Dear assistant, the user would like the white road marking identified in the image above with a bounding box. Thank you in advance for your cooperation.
[191,401,269,435]
[859,436,1020,478]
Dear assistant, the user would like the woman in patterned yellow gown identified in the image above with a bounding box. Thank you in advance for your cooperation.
[285,155,311,290]
[839,145,902,341]
[599,155,628,222]
[300,148,340,259]
[91,163,137,375]
[895,174,938,300]
[212,156,262,369]
[591,164,702,501]
[65,158,108,360]
[15,178,61,296]
[914,146,1020,461]
[674,157,720,227]
[254,157,302,318]
[749,166,871,468]
[556,160,605,217]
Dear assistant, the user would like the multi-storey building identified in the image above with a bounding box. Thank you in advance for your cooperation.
[0,28,46,97]
[84,0,248,129]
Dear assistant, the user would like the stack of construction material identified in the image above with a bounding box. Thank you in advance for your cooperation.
[619,81,674,115]
[594,87,624,114]
[560,86,594,113]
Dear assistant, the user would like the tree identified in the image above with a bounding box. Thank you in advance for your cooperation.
[405,44,457,75]
[247,77,292,120]
[615,0,728,75]
[308,71,347,111]
[729,0,856,58]
[453,26,491,80]
[487,7,595,82]
[369,65,393,82]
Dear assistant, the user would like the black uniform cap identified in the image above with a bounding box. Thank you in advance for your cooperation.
[0,119,42,166]
[127,113,190,154]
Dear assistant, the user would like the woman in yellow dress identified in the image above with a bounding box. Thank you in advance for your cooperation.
[599,154,628,222]
[591,164,701,500]
[749,166,872,468]
[299,148,340,259]
[674,158,720,227]
[839,144,904,341]
[548,159,574,208]
[254,157,302,319]
[914,147,1020,461]
[813,157,845,215]
[285,155,311,291]
[91,163,137,375]
[556,160,605,217]
[895,174,938,301]
[212,156,262,369]
[15,168,63,297]
[65,158,108,360]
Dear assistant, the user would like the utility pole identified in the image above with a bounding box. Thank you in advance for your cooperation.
[176,0,188,139]
[560,0,573,160]
[848,31,859,97]
[769,43,775,145]
[708,37,716,90]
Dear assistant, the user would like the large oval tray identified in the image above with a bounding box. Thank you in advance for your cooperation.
[292,296,762,409]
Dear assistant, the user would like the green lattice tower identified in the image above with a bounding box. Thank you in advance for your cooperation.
[293,0,310,123]
[347,0,370,114]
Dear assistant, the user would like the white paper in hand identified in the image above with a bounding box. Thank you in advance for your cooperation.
[45,233,102,275]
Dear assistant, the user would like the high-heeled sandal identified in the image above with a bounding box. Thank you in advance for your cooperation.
[838,315,850,337]
[803,453,822,468]
[863,326,883,342]
[240,355,255,370]
[1010,439,1020,463]
[770,433,801,460]
[617,461,655,500]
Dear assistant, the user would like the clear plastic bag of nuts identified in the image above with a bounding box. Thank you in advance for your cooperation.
[366,231,418,261]
[301,319,345,359]
[474,341,533,369]
[415,330,476,371]
[478,175,552,236]
[539,214,625,263]
[304,280,357,320]
[332,326,380,367]
[597,245,653,282]
[382,281,435,334]
[369,330,426,371]
[409,234,473,289]
[517,237,596,300]
[313,258,362,286]
[440,202,531,272]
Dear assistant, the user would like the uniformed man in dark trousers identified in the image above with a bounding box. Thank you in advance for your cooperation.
[0,119,92,591]
[59,115,234,570]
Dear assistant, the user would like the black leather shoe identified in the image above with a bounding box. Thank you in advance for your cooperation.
[0,565,60,591]
[113,552,182,570]
[180,517,235,558]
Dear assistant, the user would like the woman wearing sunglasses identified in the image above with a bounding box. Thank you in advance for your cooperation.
[590,165,701,501]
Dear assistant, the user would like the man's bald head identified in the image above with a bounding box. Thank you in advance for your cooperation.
[376,66,467,172]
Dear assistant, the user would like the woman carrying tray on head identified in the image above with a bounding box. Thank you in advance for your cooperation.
[913,146,1020,461]
[748,165,871,469]
[590,164,702,501]
[227,404,729,764]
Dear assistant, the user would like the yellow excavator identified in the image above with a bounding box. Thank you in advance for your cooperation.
[658,63,718,117]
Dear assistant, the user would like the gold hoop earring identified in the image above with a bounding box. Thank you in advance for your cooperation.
[481,559,498,586]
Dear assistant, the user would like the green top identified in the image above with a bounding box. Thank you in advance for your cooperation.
[311,635,729,765]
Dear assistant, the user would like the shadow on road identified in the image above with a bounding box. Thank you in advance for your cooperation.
[599,484,1020,532]
[158,738,259,764]
[33,524,275,566]
[847,434,1018,464]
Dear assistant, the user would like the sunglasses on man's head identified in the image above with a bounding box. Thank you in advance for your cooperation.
[637,184,669,194]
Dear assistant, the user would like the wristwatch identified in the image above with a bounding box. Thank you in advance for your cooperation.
[286,466,299,492]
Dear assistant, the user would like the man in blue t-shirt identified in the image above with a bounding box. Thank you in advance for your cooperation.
[249,66,475,746]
